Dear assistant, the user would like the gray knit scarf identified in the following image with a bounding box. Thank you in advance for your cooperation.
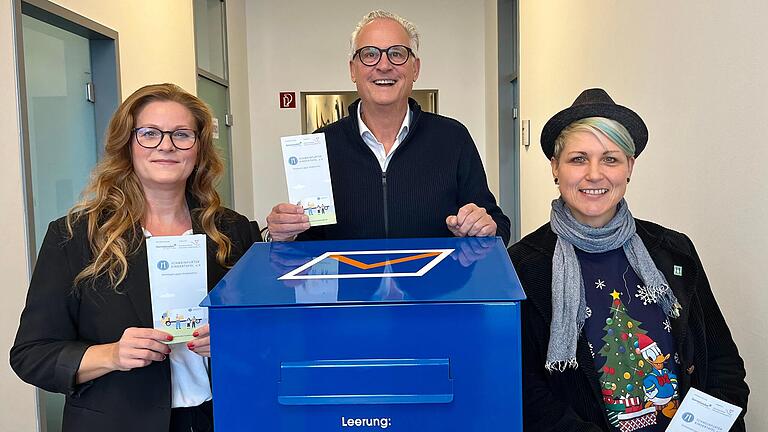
[546,197,681,372]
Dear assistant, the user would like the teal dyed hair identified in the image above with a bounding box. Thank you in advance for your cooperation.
[553,117,635,159]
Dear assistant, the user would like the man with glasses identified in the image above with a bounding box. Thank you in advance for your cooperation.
[266,10,510,244]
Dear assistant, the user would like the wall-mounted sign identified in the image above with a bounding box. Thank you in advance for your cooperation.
[279,92,296,109]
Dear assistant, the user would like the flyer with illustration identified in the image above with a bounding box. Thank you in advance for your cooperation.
[146,234,208,344]
[280,133,337,226]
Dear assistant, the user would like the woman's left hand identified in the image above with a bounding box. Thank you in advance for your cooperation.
[187,324,211,357]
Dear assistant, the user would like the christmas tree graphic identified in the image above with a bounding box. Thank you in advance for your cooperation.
[598,290,658,432]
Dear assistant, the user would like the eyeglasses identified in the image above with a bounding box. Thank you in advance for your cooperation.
[132,127,197,150]
[353,45,414,66]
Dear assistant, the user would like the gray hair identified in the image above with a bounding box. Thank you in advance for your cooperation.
[349,10,420,59]
[553,117,635,159]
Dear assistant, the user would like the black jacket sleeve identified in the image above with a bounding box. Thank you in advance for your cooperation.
[249,220,264,243]
[455,126,511,245]
[682,234,749,431]
[10,220,92,395]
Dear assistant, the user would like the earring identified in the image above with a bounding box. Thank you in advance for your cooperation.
[627,177,631,183]
[554,178,559,185]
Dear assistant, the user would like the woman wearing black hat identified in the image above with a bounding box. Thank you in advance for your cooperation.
[508,88,748,431]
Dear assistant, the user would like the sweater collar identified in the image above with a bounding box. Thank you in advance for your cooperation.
[347,97,423,135]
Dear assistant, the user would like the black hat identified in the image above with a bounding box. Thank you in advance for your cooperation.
[540,88,648,159]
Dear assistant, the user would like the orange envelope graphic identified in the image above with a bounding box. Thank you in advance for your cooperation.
[278,249,455,280]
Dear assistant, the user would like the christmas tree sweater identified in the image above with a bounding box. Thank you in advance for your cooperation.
[578,247,680,432]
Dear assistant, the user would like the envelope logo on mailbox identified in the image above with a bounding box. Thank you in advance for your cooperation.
[278,248,454,280]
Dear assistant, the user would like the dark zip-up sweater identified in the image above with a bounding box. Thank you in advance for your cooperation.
[298,98,510,244]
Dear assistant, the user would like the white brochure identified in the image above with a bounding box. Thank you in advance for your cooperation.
[667,387,742,432]
[146,234,208,344]
[280,133,337,226]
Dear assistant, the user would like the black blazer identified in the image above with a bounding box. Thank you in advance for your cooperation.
[10,206,258,432]
[508,219,749,432]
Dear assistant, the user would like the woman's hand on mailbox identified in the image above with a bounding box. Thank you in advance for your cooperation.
[188,324,211,357]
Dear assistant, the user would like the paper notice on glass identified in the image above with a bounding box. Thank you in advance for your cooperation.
[146,234,208,344]
[281,133,337,226]
[667,387,742,432]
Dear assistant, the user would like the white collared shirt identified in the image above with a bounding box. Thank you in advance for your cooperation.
[357,103,411,171]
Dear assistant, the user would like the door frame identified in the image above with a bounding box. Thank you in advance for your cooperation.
[13,1,120,430]
[497,0,520,242]
[14,0,120,264]
[193,0,235,207]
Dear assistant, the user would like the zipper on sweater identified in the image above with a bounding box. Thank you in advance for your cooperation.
[382,171,389,238]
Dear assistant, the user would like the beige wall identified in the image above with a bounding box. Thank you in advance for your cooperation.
[0,2,39,430]
[53,0,197,96]
[245,1,496,225]
[225,0,255,218]
[520,1,766,428]
[0,0,252,430]
[484,0,500,197]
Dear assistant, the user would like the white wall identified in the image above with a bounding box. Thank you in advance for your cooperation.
[520,1,767,428]
[245,0,494,225]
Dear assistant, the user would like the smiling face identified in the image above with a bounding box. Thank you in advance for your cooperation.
[131,100,198,193]
[552,130,634,227]
[349,18,420,112]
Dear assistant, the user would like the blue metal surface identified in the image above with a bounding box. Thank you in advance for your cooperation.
[203,236,525,307]
[204,237,524,432]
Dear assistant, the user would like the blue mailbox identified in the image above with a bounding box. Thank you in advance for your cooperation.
[202,236,525,431]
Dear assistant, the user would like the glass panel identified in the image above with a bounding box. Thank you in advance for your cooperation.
[22,15,97,249]
[22,14,99,432]
[197,76,233,207]
[194,0,226,79]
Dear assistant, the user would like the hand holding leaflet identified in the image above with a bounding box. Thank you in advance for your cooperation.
[281,133,337,226]
[147,234,208,344]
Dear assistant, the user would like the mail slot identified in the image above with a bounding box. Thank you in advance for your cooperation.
[278,358,453,405]
[202,237,525,431]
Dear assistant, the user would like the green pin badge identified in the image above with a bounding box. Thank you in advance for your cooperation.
[673,265,683,276]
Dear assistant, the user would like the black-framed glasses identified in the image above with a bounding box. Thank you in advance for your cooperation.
[132,127,197,150]
[353,45,414,66]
